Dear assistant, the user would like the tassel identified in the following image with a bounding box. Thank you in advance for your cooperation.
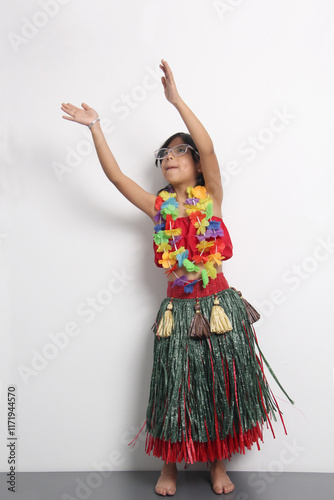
[188,300,211,339]
[156,301,174,338]
[231,287,261,324]
[241,297,261,324]
[210,296,233,334]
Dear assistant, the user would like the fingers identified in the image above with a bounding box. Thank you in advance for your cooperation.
[60,104,75,117]
[61,102,90,112]
[61,103,77,115]
[161,58,170,70]
[160,59,174,82]
[159,59,167,74]
[160,59,171,72]
[61,102,92,120]
[61,102,75,109]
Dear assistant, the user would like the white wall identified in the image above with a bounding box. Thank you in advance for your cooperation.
[1,0,333,477]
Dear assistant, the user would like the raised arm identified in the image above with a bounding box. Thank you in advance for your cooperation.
[160,59,223,202]
[61,102,156,219]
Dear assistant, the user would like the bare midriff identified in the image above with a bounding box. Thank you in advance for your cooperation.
[166,263,223,282]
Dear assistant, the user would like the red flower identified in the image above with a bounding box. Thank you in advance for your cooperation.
[192,254,208,264]
[164,264,178,276]
[155,196,163,210]
[189,211,205,224]
[165,214,175,230]
[210,239,226,254]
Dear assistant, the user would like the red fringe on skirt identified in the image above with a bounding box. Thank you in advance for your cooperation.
[145,422,265,464]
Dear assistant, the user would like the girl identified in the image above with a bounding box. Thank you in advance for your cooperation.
[61,59,293,496]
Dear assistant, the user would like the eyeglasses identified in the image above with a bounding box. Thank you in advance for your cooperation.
[154,144,199,162]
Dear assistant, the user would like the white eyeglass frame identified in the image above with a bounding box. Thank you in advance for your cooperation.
[154,144,200,165]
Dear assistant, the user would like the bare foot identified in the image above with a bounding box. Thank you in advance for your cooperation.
[210,460,235,495]
[155,461,177,496]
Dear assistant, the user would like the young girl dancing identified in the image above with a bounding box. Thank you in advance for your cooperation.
[61,59,293,496]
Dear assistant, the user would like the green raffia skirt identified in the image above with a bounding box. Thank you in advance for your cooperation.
[144,273,293,464]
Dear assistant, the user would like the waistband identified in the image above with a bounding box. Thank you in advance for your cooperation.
[167,272,230,299]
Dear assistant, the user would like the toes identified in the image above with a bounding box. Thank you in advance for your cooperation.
[223,484,235,494]
[155,486,167,496]
[155,485,176,496]
[212,479,235,495]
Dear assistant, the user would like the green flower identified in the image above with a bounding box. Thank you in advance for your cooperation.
[205,202,213,219]
[161,204,179,220]
[153,230,169,245]
[183,259,200,273]
[201,269,209,288]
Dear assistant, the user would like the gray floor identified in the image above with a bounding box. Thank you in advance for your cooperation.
[1,471,333,500]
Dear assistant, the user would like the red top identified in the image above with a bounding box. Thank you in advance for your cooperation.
[153,215,233,268]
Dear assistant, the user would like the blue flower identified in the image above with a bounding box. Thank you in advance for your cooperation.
[154,223,166,232]
[161,197,179,209]
[207,220,221,230]
[184,279,200,294]
[176,249,189,267]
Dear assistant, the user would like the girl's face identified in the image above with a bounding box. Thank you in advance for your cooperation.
[160,136,200,187]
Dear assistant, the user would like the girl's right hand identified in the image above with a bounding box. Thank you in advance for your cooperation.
[61,102,98,127]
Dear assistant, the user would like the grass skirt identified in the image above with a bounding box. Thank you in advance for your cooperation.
[144,273,291,464]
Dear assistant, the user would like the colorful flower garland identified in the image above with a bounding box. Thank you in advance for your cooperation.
[153,185,226,293]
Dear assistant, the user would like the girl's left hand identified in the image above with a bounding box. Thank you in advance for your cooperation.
[160,59,182,106]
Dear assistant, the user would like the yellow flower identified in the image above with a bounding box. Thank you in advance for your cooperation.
[170,246,185,256]
[159,191,176,201]
[192,185,207,199]
[157,242,172,253]
[196,195,212,211]
[164,227,182,237]
[204,261,217,279]
[185,205,201,215]
[207,252,224,266]
[196,240,215,252]
[158,252,177,269]
[195,218,209,235]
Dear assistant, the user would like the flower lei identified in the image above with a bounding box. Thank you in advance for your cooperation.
[153,185,226,293]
